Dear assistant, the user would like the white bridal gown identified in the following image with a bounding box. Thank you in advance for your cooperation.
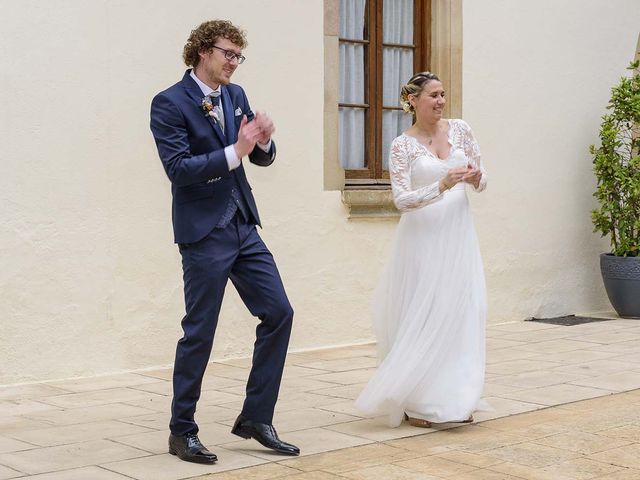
[355,119,488,427]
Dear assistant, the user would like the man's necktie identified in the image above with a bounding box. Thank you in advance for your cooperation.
[208,91,224,133]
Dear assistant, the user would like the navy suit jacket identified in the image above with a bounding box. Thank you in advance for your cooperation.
[150,70,276,244]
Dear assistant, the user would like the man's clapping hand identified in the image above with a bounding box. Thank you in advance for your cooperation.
[254,112,275,145]
[234,113,275,158]
[234,115,262,158]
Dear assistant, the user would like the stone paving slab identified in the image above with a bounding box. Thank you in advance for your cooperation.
[0,314,638,479]
[198,390,640,480]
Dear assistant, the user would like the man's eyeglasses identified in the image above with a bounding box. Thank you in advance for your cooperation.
[211,45,246,64]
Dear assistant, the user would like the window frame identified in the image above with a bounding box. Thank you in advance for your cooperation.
[339,0,431,184]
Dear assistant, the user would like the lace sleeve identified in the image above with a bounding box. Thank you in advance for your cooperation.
[389,137,443,213]
[461,121,487,192]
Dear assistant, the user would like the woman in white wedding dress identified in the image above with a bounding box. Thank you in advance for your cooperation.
[355,72,488,428]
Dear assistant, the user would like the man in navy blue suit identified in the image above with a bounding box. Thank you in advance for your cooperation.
[150,20,299,464]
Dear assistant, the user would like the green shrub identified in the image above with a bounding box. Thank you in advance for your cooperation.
[591,60,640,257]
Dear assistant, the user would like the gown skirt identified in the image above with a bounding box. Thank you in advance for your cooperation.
[355,183,487,427]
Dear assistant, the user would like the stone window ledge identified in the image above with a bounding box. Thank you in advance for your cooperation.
[341,188,400,218]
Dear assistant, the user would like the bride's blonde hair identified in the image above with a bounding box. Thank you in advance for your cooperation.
[400,72,441,114]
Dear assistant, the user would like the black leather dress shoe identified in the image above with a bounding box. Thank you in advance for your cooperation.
[168,432,217,464]
[231,415,300,455]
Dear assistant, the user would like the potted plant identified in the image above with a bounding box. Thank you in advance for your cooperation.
[591,59,640,318]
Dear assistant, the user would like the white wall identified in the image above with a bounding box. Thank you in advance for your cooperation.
[463,0,640,322]
[1,0,638,384]
[0,0,389,385]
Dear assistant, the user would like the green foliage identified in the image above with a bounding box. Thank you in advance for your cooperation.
[591,60,640,257]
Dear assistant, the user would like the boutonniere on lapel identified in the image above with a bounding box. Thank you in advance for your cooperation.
[201,95,222,127]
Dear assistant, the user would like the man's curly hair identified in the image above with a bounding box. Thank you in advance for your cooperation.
[183,20,248,68]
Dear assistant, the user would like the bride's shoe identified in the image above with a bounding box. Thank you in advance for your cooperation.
[404,413,432,428]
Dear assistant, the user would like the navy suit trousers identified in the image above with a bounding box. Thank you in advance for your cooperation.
[170,214,294,435]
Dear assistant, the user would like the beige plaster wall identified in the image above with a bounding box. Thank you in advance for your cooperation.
[0,0,390,385]
[2,0,639,385]
[462,0,640,322]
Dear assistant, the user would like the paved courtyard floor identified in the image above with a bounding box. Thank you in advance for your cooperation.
[1,313,639,479]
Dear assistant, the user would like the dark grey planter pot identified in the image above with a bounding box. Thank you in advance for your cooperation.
[600,253,640,319]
